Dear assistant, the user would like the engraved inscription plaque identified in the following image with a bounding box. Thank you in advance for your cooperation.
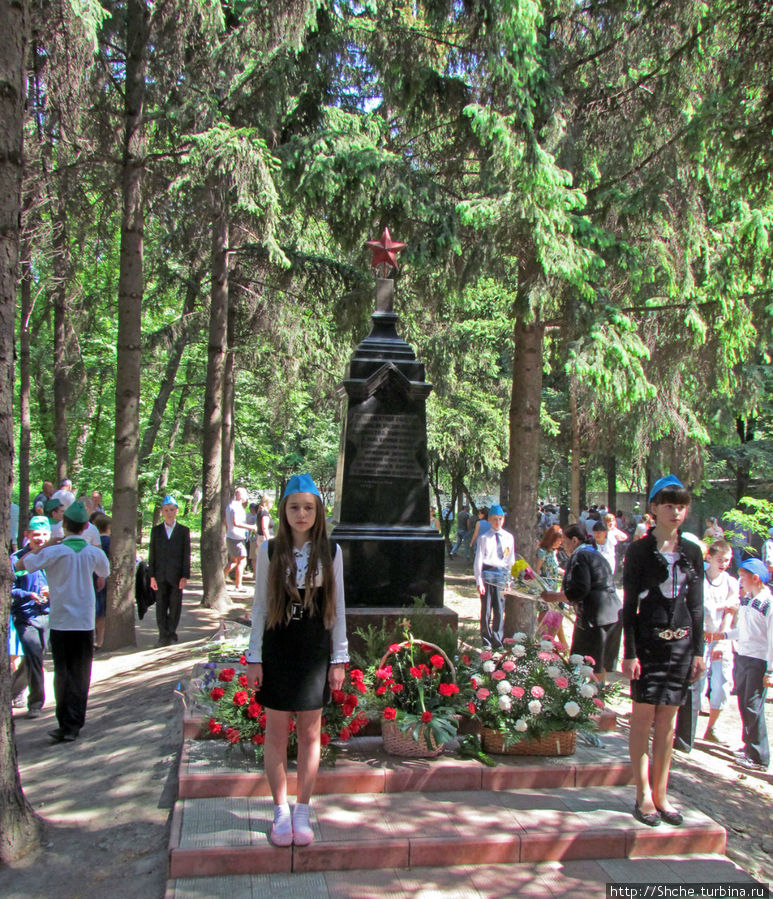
[349,413,423,480]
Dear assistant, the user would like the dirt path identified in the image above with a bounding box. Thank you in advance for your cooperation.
[1,557,771,896]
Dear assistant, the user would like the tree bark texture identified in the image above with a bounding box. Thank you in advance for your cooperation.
[51,206,69,480]
[0,0,42,862]
[17,255,31,541]
[201,186,231,611]
[508,318,544,564]
[105,0,149,650]
[221,298,235,515]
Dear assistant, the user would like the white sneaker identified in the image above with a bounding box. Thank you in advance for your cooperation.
[269,804,292,848]
[292,804,314,846]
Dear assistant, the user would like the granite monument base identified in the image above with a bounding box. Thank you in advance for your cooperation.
[332,524,445,608]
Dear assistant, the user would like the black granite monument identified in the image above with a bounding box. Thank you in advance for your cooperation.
[331,230,445,607]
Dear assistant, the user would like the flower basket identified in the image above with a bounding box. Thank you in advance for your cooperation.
[381,719,444,758]
[481,726,576,757]
[374,638,460,757]
[467,636,610,751]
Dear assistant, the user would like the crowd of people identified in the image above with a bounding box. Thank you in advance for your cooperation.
[8,470,773,844]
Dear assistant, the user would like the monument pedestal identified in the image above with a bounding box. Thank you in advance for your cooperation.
[334,524,444,608]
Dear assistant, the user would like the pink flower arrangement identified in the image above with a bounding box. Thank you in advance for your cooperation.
[466,636,611,745]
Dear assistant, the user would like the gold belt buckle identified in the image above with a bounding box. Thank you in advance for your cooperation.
[657,627,688,641]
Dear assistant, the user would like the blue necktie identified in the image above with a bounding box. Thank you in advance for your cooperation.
[495,532,504,559]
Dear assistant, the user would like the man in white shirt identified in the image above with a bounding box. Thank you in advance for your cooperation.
[14,501,109,742]
[473,503,515,649]
[224,486,256,592]
[51,477,75,509]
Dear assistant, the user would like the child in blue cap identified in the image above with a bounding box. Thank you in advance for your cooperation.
[245,474,349,847]
[719,558,773,771]
[473,503,515,649]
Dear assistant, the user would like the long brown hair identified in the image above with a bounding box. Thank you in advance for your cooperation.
[266,494,337,630]
[538,524,562,551]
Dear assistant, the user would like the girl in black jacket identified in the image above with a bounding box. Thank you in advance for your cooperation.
[621,476,704,828]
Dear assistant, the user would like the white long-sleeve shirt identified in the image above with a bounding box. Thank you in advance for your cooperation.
[726,585,773,670]
[474,526,515,590]
[245,540,349,665]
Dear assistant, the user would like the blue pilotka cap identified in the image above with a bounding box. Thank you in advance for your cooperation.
[162,495,178,507]
[282,474,322,501]
[739,558,770,584]
[489,504,505,516]
[648,474,684,502]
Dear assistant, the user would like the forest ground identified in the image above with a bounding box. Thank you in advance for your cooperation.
[0,553,771,898]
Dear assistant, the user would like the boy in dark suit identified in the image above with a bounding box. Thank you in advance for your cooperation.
[148,495,191,646]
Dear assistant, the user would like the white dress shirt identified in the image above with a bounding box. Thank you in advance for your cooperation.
[245,540,349,665]
[474,526,515,590]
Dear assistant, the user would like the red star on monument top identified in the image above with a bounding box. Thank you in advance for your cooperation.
[366,227,406,276]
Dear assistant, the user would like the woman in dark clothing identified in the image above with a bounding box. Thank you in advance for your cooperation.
[621,475,705,827]
[541,523,622,677]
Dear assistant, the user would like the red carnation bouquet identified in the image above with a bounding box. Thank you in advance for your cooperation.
[199,655,368,763]
[366,635,465,750]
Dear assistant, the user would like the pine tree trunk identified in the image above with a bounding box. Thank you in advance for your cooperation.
[51,209,69,480]
[105,0,148,650]
[201,185,231,612]
[0,0,42,862]
[17,254,32,541]
[508,317,544,564]
[221,299,235,512]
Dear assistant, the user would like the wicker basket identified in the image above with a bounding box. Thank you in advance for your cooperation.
[481,726,577,757]
[381,718,444,758]
[378,639,457,759]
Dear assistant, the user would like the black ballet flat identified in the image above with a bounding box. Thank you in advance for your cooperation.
[655,806,684,826]
[633,802,661,827]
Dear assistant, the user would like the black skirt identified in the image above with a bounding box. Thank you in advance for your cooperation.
[632,619,693,706]
[257,590,332,712]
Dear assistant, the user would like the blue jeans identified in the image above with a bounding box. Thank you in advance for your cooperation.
[450,531,471,558]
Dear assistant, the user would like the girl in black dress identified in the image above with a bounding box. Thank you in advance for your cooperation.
[622,475,704,827]
[245,474,348,847]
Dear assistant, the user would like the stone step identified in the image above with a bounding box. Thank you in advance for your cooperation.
[168,787,726,879]
[167,855,760,899]
[178,733,634,800]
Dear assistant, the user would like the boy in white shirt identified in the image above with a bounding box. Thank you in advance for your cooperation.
[700,540,739,743]
[473,504,515,649]
[720,558,773,771]
[15,501,110,742]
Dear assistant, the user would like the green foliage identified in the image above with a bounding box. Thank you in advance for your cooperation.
[723,497,773,552]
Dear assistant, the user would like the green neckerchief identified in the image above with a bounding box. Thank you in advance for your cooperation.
[62,536,88,553]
